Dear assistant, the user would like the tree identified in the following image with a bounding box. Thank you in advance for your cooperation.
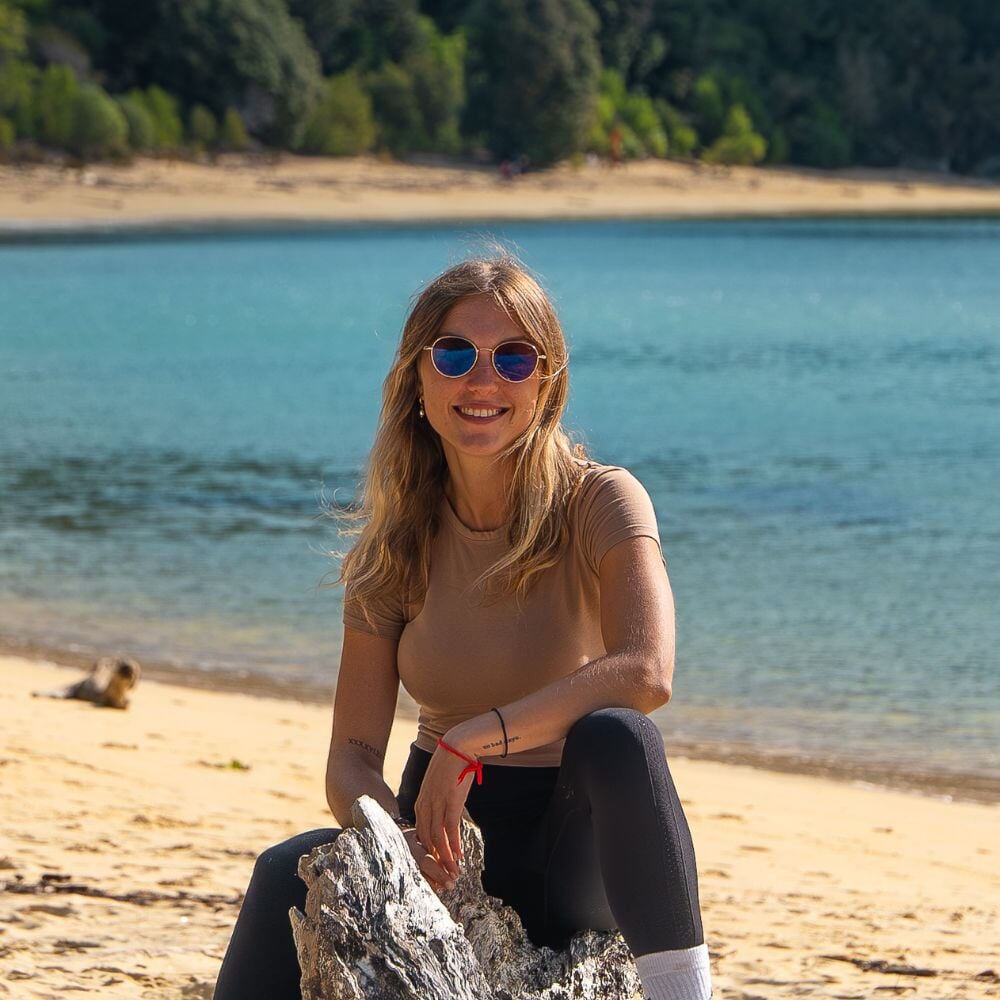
[419,0,474,34]
[286,0,362,74]
[589,69,667,158]
[0,56,36,137]
[367,61,422,153]
[290,3,463,155]
[402,15,465,153]
[34,63,78,147]
[590,0,654,80]
[654,98,697,158]
[702,103,767,165]
[788,101,851,167]
[90,0,322,146]
[71,83,128,159]
[115,92,155,150]
[955,48,1000,173]
[0,0,28,58]
[298,72,375,155]
[876,0,964,168]
[691,73,724,144]
[129,85,183,150]
[462,0,601,165]
[287,0,422,74]
[0,115,14,151]
[219,107,250,150]
[4,0,997,172]
[188,104,218,150]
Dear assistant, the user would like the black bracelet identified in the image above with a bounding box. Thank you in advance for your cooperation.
[490,706,509,758]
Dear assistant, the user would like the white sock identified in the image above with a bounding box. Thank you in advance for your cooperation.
[634,942,712,1000]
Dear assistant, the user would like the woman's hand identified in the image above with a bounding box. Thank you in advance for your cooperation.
[401,827,458,895]
[413,734,478,882]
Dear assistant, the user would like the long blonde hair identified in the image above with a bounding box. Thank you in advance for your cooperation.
[331,252,590,626]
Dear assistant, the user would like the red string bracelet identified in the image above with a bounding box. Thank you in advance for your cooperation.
[437,738,483,785]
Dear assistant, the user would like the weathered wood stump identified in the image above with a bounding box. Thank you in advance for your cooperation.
[290,795,642,999]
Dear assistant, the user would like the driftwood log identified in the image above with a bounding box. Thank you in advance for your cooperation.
[32,656,141,709]
[290,795,642,999]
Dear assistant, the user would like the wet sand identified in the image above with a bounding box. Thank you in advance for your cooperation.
[2,155,1000,236]
[1,653,997,999]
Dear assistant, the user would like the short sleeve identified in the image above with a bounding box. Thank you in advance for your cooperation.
[342,580,406,640]
[575,466,662,575]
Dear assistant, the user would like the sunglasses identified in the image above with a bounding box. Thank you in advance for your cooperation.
[423,336,545,383]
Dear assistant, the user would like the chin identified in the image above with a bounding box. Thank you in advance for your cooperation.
[445,430,516,457]
[455,440,509,458]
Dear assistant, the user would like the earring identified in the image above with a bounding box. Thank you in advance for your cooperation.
[418,397,425,419]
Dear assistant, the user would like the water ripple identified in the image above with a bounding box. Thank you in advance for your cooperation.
[0,450,361,538]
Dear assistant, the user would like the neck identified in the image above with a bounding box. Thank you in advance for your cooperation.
[443,452,512,532]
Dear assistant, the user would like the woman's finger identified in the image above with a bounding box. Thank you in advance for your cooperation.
[416,851,454,891]
[414,797,432,862]
[419,822,453,880]
[430,806,458,877]
[405,831,454,891]
[428,855,450,879]
[443,800,465,865]
[421,794,457,878]
[432,820,459,878]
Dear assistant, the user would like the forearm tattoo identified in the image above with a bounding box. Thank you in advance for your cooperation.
[347,737,383,762]
[478,734,521,753]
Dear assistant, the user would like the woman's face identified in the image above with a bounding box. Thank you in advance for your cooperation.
[417,294,543,464]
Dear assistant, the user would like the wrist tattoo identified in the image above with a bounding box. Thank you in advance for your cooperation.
[480,735,520,752]
[347,737,383,761]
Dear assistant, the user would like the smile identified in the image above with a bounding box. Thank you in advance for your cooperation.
[453,405,509,422]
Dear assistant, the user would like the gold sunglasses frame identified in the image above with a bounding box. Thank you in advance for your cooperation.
[422,336,547,383]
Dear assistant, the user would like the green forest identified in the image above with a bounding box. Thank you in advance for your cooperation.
[1,0,998,173]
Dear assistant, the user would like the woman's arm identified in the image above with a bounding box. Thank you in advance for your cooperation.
[446,535,674,759]
[326,627,405,826]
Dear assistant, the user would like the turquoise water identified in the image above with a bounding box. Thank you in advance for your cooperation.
[1,219,998,781]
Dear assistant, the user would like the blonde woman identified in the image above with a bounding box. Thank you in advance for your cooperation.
[214,255,712,1000]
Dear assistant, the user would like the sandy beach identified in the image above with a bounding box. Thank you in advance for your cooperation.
[2,155,1000,234]
[0,654,996,999]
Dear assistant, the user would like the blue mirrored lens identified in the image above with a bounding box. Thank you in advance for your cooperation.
[494,343,538,381]
[432,337,477,377]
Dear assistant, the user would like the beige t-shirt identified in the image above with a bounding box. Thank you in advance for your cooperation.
[342,461,662,766]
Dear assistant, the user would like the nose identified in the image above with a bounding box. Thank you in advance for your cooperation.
[466,350,501,385]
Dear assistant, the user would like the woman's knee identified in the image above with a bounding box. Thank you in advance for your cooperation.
[567,707,655,750]
[252,828,341,886]
[564,707,665,776]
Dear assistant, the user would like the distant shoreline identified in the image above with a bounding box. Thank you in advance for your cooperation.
[2,155,1000,237]
[5,633,996,806]
[3,210,1000,245]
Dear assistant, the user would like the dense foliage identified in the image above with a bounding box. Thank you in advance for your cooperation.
[0,0,997,172]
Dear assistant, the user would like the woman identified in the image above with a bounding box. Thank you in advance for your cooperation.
[214,255,712,1000]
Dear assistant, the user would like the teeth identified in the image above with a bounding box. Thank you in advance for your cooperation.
[459,407,503,418]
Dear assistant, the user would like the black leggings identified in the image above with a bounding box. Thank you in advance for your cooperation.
[214,707,704,1000]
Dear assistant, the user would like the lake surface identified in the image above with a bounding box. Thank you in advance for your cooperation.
[2,218,998,788]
